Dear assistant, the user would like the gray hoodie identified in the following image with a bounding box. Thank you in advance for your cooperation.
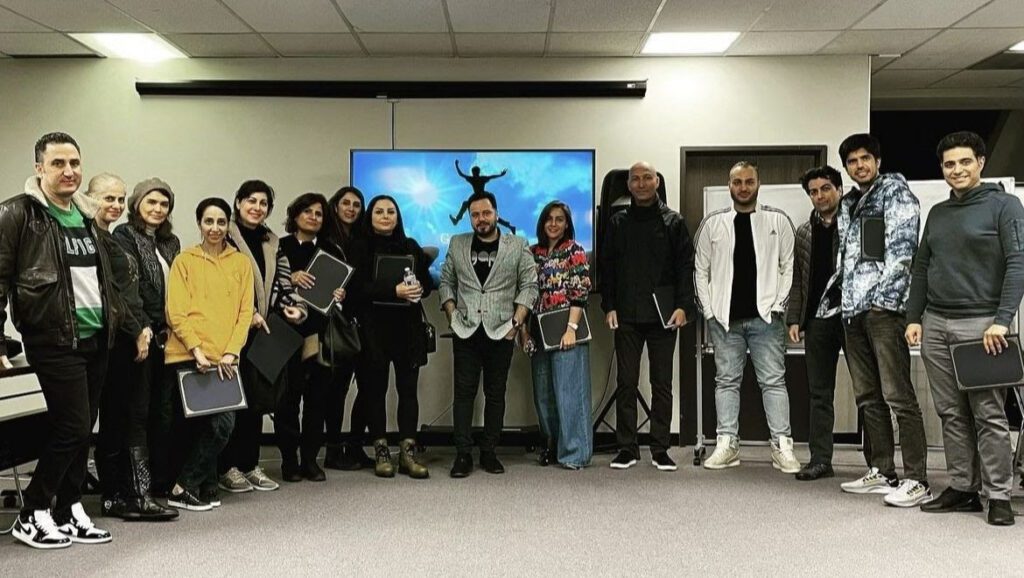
[906,182,1024,326]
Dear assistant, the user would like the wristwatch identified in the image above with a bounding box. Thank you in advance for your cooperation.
[567,322,579,331]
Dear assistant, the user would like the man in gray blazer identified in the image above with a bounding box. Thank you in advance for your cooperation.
[440,191,538,478]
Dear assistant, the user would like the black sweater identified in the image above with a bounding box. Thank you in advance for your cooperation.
[907,182,1024,326]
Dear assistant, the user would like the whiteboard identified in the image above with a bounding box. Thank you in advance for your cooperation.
[701,176,1021,343]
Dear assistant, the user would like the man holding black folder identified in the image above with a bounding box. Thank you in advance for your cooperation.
[817,133,929,508]
[905,131,1022,526]
[600,161,696,471]
[440,191,538,478]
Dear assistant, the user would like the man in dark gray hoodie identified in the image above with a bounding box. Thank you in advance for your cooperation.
[905,131,1023,526]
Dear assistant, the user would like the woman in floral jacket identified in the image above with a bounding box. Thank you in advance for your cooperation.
[522,200,593,469]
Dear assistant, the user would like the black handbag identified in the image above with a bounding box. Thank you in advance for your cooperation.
[317,305,361,368]
[411,305,436,367]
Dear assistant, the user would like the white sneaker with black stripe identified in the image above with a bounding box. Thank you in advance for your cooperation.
[12,509,72,550]
[840,467,897,494]
[56,503,112,544]
[883,479,932,508]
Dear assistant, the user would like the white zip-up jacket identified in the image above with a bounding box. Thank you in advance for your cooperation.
[694,203,795,331]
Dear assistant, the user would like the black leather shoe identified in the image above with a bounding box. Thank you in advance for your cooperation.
[480,451,505,474]
[449,453,473,478]
[920,487,983,513]
[301,461,327,482]
[795,463,835,481]
[350,444,376,469]
[281,460,303,483]
[987,499,1015,526]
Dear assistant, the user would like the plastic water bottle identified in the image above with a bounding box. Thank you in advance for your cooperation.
[403,267,421,303]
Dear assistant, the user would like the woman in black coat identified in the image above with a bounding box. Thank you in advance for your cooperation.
[348,195,433,479]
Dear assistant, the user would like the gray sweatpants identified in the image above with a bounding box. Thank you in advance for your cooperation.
[921,312,1014,501]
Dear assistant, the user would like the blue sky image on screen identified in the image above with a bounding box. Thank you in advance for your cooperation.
[350,150,594,282]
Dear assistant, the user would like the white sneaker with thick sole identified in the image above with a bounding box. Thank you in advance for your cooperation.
[12,510,71,550]
[56,503,112,544]
[703,435,740,469]
[840,467,897,494]
[771,436,801,474]
[883,479,932,508]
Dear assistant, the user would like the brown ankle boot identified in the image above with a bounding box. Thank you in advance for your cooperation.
[373,439,395,478]
[398,439,429,479]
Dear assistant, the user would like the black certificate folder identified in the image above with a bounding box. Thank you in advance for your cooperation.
[373,254,415,306]
[537,308,592,351]
[860,216,885,261]
[949,336,1024,392]
[651,286,676,329]
[177,369,247,418]
[297,250,354,315]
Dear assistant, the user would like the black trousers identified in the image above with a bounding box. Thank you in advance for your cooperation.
[803,317,844,466]
[452,327,514,453]
[21,332,109,514]
[96,334,150,495]
[614,322,676,456]
[360,352,421,441]
[146,347,175,493]
[277,355,330,462]
[323,359,358,446]
[218,404,263,474]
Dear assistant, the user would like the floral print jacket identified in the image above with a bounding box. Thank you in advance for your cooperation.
[531,239,591,314]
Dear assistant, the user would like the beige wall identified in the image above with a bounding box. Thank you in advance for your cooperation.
[0,54,871,434]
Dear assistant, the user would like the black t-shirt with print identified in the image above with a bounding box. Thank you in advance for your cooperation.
[471,233,500,286]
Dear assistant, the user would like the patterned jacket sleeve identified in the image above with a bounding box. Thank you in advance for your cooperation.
[564,242,591,306]
[875,179,920,311]
[270,245,308,321]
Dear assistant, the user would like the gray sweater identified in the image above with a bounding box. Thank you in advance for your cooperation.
[906,182,1024,326]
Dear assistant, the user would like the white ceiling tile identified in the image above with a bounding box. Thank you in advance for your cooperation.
[552,0,660,32]
[359,33,452,56]
[854,0,991,30]
[653,0,771,32]
[106,0,249,33]
[0,32,95,55]
[929,69,1024,89]
[870,69,956,89]
[0,5,47,32]
[886,27,1024,69]
[871,55,897,70]
[335,0,446,33]
[261,33,363,56]
[957,0,1024,28]
[455,33,544,56]
[819,29,939,55]
[547,32,643,56]
[727,30,839,55]
[752,0,874,31]
[220,0,347,33]
[0,0,146,32]
[446,0,550,33]
[165,33,276,57]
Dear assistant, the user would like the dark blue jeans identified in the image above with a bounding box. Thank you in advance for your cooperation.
[166,362,235,493]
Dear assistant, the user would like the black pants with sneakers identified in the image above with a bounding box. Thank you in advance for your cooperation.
[614,322,676,457]
[21,332,109,515]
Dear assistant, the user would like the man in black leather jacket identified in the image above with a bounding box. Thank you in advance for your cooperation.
[0,132,121,550]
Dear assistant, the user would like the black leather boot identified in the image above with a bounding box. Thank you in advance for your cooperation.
[127,447,179,521]
[97,451,131,518]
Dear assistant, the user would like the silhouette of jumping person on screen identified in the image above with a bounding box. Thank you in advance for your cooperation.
[451,160,516,234]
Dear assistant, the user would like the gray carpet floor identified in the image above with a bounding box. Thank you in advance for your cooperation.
[1,446,1021,577]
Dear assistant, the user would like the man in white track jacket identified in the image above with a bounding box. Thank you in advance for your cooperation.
[694,161,799,473]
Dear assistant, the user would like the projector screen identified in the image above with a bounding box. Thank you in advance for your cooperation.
[350,149,595,282]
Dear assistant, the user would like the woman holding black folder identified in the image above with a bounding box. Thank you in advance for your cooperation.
[348,195,434,479]
[521,201,593,469]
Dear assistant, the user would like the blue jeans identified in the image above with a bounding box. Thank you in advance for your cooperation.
[708,315,791,443]
[531,343,593,468]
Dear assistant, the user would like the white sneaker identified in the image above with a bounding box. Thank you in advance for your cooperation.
[56,503,112,544]
[703,435,740,469]
[245,466,279,491]
[883,479,932,508]
[219,467,254,493]
[840,467,897,494]
[12,509,71,550]
[771,436,801,474]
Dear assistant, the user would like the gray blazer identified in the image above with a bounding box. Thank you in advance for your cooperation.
[439,232,539,340]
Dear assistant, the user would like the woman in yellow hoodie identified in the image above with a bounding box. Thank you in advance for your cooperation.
[164,197,254,512]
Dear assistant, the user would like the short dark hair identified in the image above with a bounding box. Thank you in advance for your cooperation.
[233,179,276,219]
[799,165,844,194]
[936,131,986,160]
[361,194,407,240]
[467,190,497,211]
[34,132,80,163]
[285,192,329,235]
[839,133,881,163]
[535,200,575,245]
[196,197,232,222]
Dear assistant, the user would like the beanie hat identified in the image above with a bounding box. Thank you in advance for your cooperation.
[129,177,174,213]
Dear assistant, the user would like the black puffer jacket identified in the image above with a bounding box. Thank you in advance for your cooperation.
[0,177,120,356]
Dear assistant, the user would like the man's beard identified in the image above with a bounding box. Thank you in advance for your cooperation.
[475,221,496,236]
[730,191,757,208]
